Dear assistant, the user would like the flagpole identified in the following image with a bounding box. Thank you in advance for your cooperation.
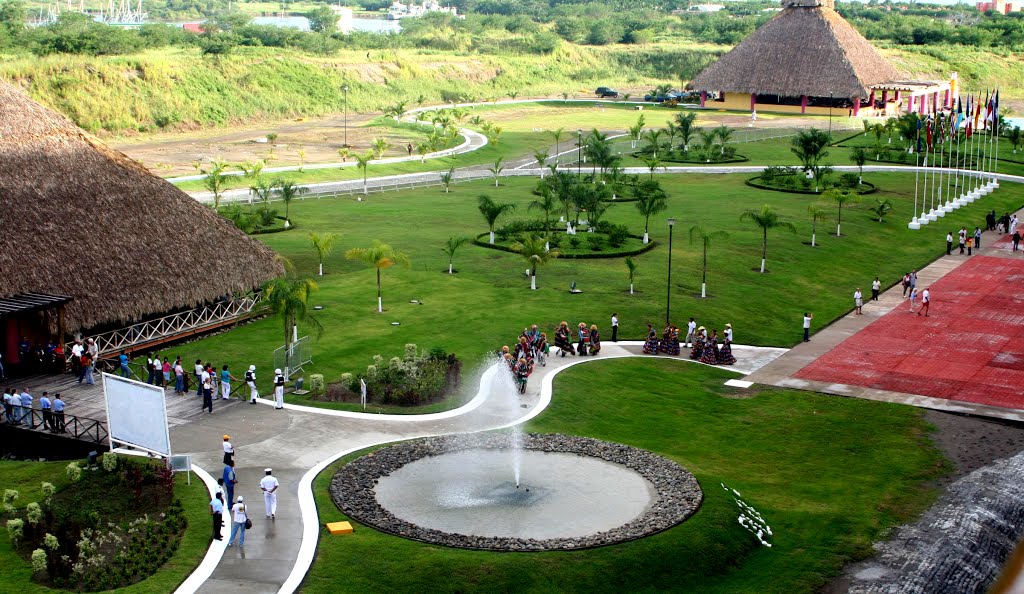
[938,116,948,215]
[993,89,1001,188]
[910,118,922,229]
[930,117,940,220]
[953,119,963,206]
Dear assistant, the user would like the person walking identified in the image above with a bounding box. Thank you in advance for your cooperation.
[194,359,204,397]
[918,287,931,317]
[1013,230,1021,252]
[854,288,863,315]
[201,367,213,414]
[174,357,185,395]
[227,496,248,547]
[909,270,918,295]
[966,236,973,256]
[802,313,813,342]
[220,365,238,400]
[273,369,285,409]
[908,286,919,313]
[260,468,279,519]
[223,459,237,505]
[52,394,65,433]
[946,231,953,256]
[975,227,982,250]
[611,313,619,342]
[223,435,235,464]
[686,318,697,348]
[119,351,131,378]
[246,365,258,404]
[210,493,224,541]
[871,277,881,301]
[958,227,966,255]
[81,351,94,385]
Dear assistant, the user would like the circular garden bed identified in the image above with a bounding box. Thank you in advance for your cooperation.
[475,230,656,259]
[746,176,877,196]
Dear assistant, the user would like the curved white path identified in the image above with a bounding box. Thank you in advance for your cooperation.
[169,342,784,593]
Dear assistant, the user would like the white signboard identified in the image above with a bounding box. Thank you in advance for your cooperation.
[102,373,172,457]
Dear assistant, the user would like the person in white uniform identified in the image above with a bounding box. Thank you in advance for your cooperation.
[273,368,285,409]
[260,468,280,519]
[245,365,258,404]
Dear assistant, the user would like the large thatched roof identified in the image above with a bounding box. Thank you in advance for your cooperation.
[0,79,284,332]
[690,0,902,99]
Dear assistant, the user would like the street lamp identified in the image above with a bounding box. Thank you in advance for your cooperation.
[666,217,675,326]
[828,91,834,137]
[343,84,350,148]
[577,128,583,177]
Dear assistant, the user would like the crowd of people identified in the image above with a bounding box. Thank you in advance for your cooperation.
[2,387,66,432]
[211,439,280,547]
[642,320,736,366]
[497,321,605,394]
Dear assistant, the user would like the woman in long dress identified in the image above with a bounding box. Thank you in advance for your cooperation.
[589,325,601,355]
[718,324,736,365]
[554,321,575,356]
[664,326,681,356]
[690,327,706,360]
[700,330,720,365]
[643,324,659,354]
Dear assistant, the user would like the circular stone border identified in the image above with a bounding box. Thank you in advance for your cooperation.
[330,432,703,551]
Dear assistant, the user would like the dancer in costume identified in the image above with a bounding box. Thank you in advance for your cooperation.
[718,325,736,365]
[589,325,601,355]
[643,324,659,354]
[554,321,576,356]
[700,329,720,365]
[690,327,706,360]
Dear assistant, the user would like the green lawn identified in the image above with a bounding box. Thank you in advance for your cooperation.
[303,358,945,593]
[0,460,210,594]
[168,169,1024,412]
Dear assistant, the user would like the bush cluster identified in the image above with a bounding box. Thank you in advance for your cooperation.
[317,344,461,407]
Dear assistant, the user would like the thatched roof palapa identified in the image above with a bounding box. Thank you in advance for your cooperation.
[0,79,284,332]
[690,0,902,100]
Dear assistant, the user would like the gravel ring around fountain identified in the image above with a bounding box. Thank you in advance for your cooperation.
[330,433,703,551]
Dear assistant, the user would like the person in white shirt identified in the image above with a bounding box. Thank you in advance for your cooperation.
[260,468,280,519]
[223,435,234,464]
[210,494,224,541]
[918,287,931,317]
[946,232,953,255]
[802,313,813,342]
[686,318,697,347]
[854,288,863,315]
[227,496,247,546]
[611,313,619,342]
[724,323,733,343]
[871,277,881,301]
[273,369,285,410]
[194,360,204,396]
[245,365,258,404]
[201,368,213,414]
[152,356,163,387]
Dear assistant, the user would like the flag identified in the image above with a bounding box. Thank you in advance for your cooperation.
[974,93,982,130]
[966,95,974,138]
[991,89,1000,131]
[926,118,933,150]
[955,96,964,131]
[916,116,923,153]
[985,90,994,130]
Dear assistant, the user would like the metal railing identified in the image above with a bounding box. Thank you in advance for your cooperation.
[69,293,262,359]
[4,407,108,444]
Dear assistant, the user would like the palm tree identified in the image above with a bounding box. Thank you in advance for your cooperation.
[625,256,638,295]
[239,159,265,181]
[274,180,306,225]
[203,159,230,209]
[533,150,549,177]
[441,236,469,274]
[665,122,679,155]
[825,188,858,236]
[633,179,668,243]
[1008,126,1023,154]
[629,114,646,149]
[262,275,323,377]
[642,129,664,158]
[642,155,663,180]
[371,137,391,159]
[296,147,307,172]
[870,198,893,223]
[740,204,796,273]
[512,234,559,290]
[698,129,718,162]
[550,127,565,158]
[850,147,868,184]
[439,167,455,193]
[715,125,733,155]
[529,184,558,235]
[675,111,698,152]
[791,128,831,190]
[807,203,832,247]
[345,240,410,313]
[416,143,429,163]
[354,151,372,195]
[689,225,729,298]
[250,178,274,209]
[488,156,505,187]
[478,194,515,244]
[309,231,339,276]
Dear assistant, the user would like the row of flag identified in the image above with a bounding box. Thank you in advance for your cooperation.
[916,90,1000,152]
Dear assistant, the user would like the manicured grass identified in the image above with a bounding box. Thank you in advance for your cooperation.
[0,460,211,594]
[303,358,945,593]
[171,170,1024,413]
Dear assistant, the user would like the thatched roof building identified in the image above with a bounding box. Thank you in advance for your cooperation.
[690,0,947,116]
[0,79,283,340]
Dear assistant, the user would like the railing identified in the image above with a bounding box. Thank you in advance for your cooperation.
[69,293,262,358]
[4,407,108,444]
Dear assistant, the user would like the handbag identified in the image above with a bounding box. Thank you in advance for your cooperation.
[243,505,252,529]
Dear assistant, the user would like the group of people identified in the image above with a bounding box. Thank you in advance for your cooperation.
[2,387,66,432]
[947,227,983,256]
[211,438,280,547]
[643,319,736,366]
[500,325,550,393]
[552,321,602,357]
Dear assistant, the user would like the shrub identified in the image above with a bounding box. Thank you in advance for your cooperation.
[840,173,861,188]
[32,548,47,573]
[310,374,325,395]
[66,462,82,483]
[587,234,605,251]
[102,453,118,472]
[606,224,630,247]
[44,533,59,550]
[25,502,42,525]
[548,233,563,248]
[569,236,582,249]
[7,518,24,545]
[3,489,18,513]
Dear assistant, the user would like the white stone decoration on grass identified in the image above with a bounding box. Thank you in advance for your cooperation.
[722,482,773,548]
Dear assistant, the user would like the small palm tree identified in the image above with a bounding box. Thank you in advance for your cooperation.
[533,150,549,177]
[629,114,646,149]
[871,198,893,223]
[308,231,340,276]
[825,188,859,236]
[439,167,455,193]
[441,236,468,274]
[740,204,796,273]
[416,143,429,163]
[850,147,868,184]
[715,125,734,155]
[807,203,832,247]
[1008,126,1023,154]
[675,111,698,152]
[489,156,505,187]
[239,159,265,181]
[633,179,668,243]
[550,127,565,158]
[512,234,559,290]
[625,256,638,295]
[354,151,372,195]
[296,147,307,172]
[642,155,663,180]
[262,275,323,377]
[250,178,273,209]
[791,128,832,190]
[345,240,410,313]
[204,158,231,209]
[529,184,558,235]
[689,225,729,298]
[478,194,515,244]
[698,129,718,162]
[642,129,664,158]
[274,180,306,224]
[371,137,390,159]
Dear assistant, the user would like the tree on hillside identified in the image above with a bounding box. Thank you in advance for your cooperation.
[533,150,550,177]
[791,128,831,191]
[550,127,565,159]
[308,231,339,276]
[512,234,558,290]
[345,240,410,313]
[478,194,515,244]
[740,204,796,273]
[371,137,390,159]
[441,236,468,274]
[689,225,729,298]
[633,179,668,243]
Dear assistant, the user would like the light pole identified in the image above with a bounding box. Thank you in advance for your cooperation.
[828,91,834,137]
[343,84,350,148]
[577,128,583,177]
[666,217,675,326]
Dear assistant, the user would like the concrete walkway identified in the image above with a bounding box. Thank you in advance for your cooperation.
[745,205,1024,422]
[171,342,785,593]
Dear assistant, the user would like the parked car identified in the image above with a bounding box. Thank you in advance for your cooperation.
[644,90,683,103]
[595,87,620,98]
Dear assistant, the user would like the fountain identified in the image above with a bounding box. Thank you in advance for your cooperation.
[331,364,703,551]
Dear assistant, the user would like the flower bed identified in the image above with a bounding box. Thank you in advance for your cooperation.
[310,344,461,407]
[747,166,877,195]
[474,226,656,260]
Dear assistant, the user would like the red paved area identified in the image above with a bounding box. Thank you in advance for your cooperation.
[795,255,1024,409]
[990,232,1021,252]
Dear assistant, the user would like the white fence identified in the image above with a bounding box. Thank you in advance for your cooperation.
[274,335,313,378]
